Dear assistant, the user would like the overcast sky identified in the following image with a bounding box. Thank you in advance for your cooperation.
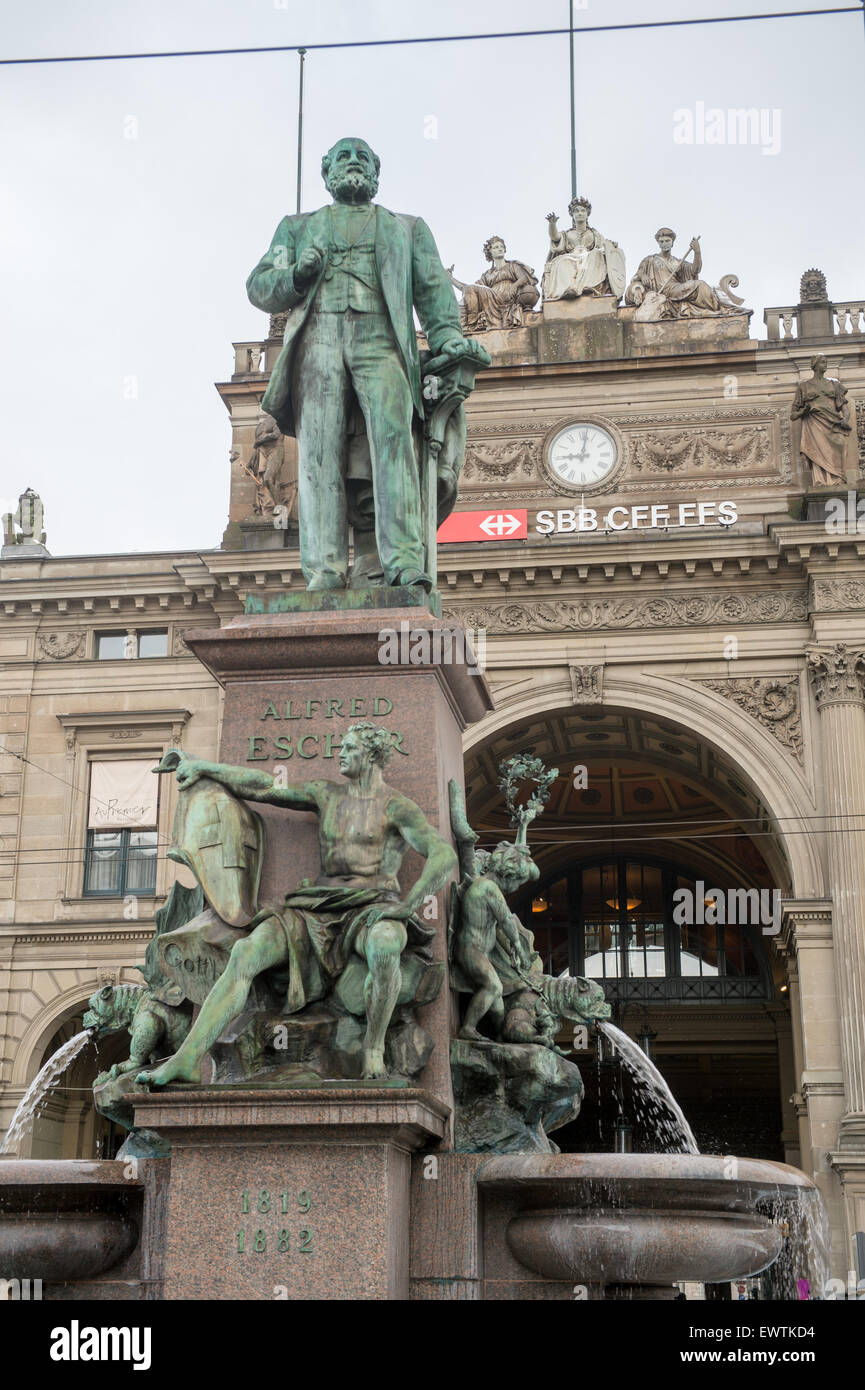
[2,1,863,557]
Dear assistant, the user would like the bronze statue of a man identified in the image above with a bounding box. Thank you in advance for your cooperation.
[136,723,456,1084]
[246,136,489,593]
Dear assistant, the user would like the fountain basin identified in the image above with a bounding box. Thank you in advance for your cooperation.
[0,1160,141,1283]
[479,1153,819,1292]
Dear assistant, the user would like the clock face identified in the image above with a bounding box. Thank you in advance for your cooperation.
[548,422,618,489]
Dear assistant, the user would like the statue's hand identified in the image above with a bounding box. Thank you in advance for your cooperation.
[174,756,210,791]
[546,212,558,223]
[437,335,492,367]
[295,247,324,284]
[630,284,645,306]
[356,901,413,933]
[688,237,701,253]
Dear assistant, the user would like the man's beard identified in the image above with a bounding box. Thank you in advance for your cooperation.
[327,167,378,205]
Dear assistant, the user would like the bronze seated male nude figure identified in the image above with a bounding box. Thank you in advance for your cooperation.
[136,722,456,1085]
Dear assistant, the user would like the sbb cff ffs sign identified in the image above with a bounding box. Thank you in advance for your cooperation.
[437,509,528,543]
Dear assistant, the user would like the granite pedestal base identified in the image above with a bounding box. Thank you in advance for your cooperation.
[133,1087,448,1300]
[181,605,493,1114]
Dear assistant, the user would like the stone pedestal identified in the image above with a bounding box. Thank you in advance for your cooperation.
[182,606,493,1116]
[541,294,619,322]
[133,1087,448,1300]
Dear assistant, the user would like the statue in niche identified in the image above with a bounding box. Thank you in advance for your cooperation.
[447,236,539,331]
[791,354,852,487]
[246,135,490,594]
[542,196,626,303]
[447,758,610,1153]
[624,227,745,321]
[237,410,297,520]
[132,723,451,1089]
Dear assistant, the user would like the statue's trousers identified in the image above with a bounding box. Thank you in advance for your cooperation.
[290,308,425,588]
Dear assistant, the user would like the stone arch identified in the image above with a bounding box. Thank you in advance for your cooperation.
[12,978,107,1087]
[464,665,824,901]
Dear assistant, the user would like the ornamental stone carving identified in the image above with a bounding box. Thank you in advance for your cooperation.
[809,578,865,612]
[629,425,769,475]
[800,269,828,303]
[37,631,85,661]
[806,644,865,709]
[696,677,803,762]
[172,629,197,655]
[569,664,604,705]
[442,588,807,635]
[463,440,538,482]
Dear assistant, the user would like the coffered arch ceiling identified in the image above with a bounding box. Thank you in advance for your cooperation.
[463,706,789,892]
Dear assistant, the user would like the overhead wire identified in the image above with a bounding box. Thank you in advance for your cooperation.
[0,8,860,66]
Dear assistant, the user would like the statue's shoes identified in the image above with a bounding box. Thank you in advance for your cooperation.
[392,568,433,593]
[306,574,348,591]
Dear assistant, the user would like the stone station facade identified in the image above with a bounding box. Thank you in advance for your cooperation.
[1,270,864,1283]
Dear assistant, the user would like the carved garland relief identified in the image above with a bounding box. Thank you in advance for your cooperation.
[442,587,807,634]
[462,406,791,498]
[37,632,86,661]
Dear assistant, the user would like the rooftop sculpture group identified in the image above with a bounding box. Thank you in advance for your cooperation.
[449,199,747,325]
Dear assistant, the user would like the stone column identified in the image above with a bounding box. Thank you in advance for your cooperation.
[807,644,865,1271]
[806,645,865,1136]
[780,902,846,1273]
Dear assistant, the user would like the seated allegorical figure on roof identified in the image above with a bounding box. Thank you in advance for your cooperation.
[624,227,746,321]
[541,196,626,303]
[448,236,540,332]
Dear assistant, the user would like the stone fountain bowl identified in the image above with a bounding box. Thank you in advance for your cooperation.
[0,1160,141,1283]
[478,1153,819,1291]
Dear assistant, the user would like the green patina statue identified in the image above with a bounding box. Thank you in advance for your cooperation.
[135,723,455,1087]
[246,136,490,594]
[447,763,610,1152]
[85,982,191,1082]
[85,882,203,1082]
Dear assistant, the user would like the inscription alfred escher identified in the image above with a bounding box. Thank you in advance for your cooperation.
[245,694,406,762]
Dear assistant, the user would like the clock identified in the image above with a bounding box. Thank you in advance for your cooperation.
[546,421,619,491]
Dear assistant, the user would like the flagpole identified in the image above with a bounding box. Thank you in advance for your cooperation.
[569,0,577,199]
[296,47,306,214]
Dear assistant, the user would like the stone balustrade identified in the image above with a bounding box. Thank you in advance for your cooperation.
[232,339,287,379]
[764,302,865,340]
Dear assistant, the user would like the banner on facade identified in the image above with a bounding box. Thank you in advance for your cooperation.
[88,759,158,829]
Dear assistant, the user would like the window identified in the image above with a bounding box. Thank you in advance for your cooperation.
[96,629,168,659]
[516,856,770,1004]
[84,829,158,896]
[83,759,159,896]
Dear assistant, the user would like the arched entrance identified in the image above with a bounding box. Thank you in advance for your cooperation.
[463,699,811,1163]
[13,1005,128,1160]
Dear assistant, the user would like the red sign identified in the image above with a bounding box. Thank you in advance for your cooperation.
[437,508,528,543]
